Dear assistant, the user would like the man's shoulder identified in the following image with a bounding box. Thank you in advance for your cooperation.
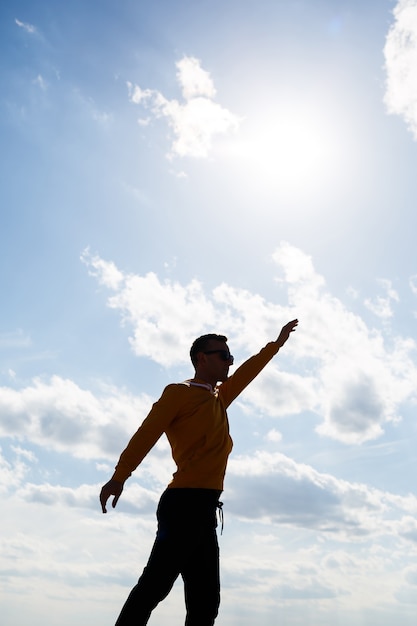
[162,380,213,395]
[155,383,189,409]
[160,382,191,396]
[162,382,186,392]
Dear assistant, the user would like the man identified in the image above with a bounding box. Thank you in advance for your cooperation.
[100,319,298,625]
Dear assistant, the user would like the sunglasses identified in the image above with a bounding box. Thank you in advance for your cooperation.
[203,350,234,364]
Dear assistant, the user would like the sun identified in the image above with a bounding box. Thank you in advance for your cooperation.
[264,118,329,181]
[219,99,347,202]
[253,112,337,187]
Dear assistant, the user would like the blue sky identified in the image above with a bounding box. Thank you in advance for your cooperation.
[2,0,417,624]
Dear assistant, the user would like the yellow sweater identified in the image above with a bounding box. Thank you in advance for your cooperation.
[112,341,280,490]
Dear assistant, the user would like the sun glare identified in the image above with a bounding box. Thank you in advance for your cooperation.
[220,102,347,202]
[251,113,338,188]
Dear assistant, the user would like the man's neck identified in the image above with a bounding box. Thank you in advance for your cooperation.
[191,375,217,389]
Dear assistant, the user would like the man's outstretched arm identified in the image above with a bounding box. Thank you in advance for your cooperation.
[99,385,182,514]
[219,318,299,408]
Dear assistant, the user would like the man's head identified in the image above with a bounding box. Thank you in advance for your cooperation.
[190,334,234,385]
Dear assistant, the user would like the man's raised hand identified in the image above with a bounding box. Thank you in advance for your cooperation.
[276,319,298,348]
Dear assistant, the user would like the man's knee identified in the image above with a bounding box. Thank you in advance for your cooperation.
[185,589,220,626]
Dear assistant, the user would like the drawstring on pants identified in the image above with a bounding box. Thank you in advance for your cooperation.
[217,501,224,534]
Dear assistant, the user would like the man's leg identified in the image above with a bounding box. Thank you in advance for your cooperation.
[181,527,220,626]
[114,530,181,626]
[114,489,221,626]
[114,489,185,626]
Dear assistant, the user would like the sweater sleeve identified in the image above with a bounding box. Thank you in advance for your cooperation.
[219,342,280,408]
[112,384,180,483]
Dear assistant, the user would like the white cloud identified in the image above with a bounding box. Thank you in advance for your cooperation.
[272,243,417,444]
[410,273,417,294]
[33,74,47,91]
[228,450,417,541]
[176,56,216,99]
[3,240,417,626]
[266,428,283,442]
[0,375,153,460]
[384,0,417,139]
[82,248,219,367]
[0,446,30,491]
[82,243,417,445]
[364,279,399,319]
[221,530,417,619]
[238,369,318,419]
[273,241,324,292]
[81,248,124,290]
[11,445,38,463]
[3,443,417,625]
[127,56,241,158]
[127,84,153,104]
[15,18,37,34]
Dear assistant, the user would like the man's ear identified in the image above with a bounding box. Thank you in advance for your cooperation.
[195,351,206,368]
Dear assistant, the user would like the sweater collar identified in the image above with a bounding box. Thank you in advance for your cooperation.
[186,379,215,393]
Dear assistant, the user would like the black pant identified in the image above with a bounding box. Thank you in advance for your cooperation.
[115,488,222,626]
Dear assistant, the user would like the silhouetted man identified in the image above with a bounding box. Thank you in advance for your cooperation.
[100,319,298,625]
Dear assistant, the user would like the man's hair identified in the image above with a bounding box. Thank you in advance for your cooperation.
[190,333,228,367]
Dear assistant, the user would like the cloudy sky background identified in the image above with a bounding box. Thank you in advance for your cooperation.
[2,0,417,624]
